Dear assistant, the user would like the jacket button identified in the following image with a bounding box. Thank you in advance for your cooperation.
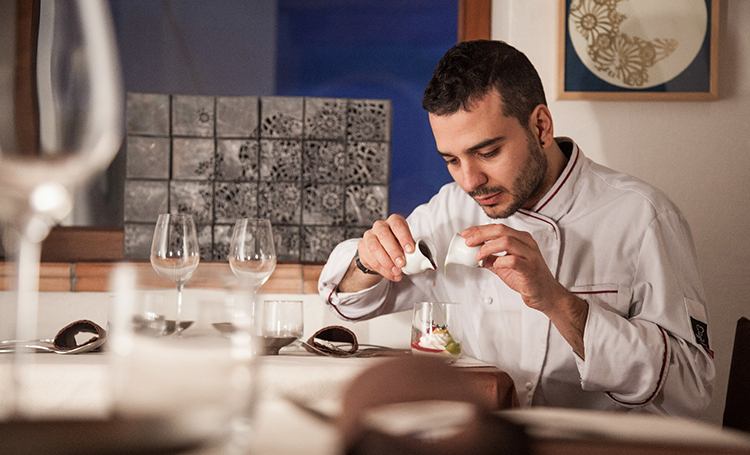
[484,297,493,305]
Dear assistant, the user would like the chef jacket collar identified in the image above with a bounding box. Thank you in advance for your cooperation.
[528,137,585,222]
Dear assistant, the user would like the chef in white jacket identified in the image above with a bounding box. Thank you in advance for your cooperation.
[317,40,715,417]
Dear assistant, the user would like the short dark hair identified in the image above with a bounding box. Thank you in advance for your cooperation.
[422,40,547,127]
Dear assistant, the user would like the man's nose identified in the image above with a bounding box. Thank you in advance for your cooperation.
[463,160,488,191]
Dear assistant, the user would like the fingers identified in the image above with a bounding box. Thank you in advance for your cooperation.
[461,223,535,262]
[359,236,401,280]
[481,250,521,272]
[462,223,533,247]
[386,214,415,254]
[358,215,415,281]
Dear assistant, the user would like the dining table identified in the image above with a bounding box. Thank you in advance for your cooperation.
[1,344,750,455]
[0,343,519,454]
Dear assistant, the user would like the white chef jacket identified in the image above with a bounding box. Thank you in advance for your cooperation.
[318,138,715,417]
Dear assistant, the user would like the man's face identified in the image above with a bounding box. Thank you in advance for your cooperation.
[429,90,548,219]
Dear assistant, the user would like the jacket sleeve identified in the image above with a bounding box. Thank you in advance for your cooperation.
[317,239,431,322]
[316,185,468,322]
[575,210,715,417]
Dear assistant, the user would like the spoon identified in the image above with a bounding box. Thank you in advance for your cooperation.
[0,337,106,354]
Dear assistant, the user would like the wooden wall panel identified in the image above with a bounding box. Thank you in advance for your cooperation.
[458,0,492,42]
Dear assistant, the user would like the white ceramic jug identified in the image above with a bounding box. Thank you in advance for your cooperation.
[444,233,483,268]
[402,238,438,275]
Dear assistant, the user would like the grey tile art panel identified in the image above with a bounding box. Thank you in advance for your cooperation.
[123,223,155,260]
[172,138,215,181]
[261,97,303,138]
[303,184,345,226]
[125,136,170,179]
[345,185,389,227]
[216,96,259,138]
[347,99,391,142]
[214,182,258,224]
[272,225,302,262]
[172,95,214,137]
[196,224,213,261]
[303,141,347,184]
[123,180,168,223]
[212,225,233,262]
[260,140,302,182]
[216,139,259,181]
[124,93,391,261]
[347,142,390,184]
[126,93,169,136]
[302,226,346,262]
[304,97,346,140]
[258,182,301,225]
[170,181,213,225]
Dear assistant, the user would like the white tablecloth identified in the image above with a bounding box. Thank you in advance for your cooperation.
[2,351,750,455]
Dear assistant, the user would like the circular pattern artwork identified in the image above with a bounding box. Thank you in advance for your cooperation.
[568,0,707,89]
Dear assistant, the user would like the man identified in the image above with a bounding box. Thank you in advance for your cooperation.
[318,40,714,416]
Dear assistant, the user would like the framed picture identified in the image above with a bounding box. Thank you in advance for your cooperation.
[558,0,719,101]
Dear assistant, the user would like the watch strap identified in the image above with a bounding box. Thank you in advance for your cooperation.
[355,251,379,275]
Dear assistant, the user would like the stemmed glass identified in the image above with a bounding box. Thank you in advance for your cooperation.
[228,218,277,336]
[229,219,277,289]
[0,1,122,417]
[150,214,200,336]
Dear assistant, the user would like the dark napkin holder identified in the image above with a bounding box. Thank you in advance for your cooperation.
[53,319,107,352]
[303,325,359,357]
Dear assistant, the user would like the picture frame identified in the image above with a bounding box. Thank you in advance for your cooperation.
[558,0,719,101]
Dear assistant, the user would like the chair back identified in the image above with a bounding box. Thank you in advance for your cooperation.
[723,317,750,432]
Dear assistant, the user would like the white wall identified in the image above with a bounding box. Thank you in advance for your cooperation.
[492,0,750,425]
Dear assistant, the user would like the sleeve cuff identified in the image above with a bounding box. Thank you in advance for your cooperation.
[576,303,670,406]
[317,239,391,321]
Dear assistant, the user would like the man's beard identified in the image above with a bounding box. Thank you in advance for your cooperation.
[468,132,548,219]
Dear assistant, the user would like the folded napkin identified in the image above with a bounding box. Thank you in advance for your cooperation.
[303,325,409,358]
[53,319,107,352]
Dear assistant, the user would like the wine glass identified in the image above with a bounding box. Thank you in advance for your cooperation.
[259,300,304,355]
[228,219,277,289]
[150,214,200,336]
[228,219,276,338]
[0,1,122,417]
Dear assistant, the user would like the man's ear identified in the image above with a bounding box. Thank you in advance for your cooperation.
[529,105,554,148]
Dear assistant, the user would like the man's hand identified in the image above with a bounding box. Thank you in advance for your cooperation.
[338,215,416,292]
[357,214,415,281]
[461,223,563,312]
[462,223,588,359]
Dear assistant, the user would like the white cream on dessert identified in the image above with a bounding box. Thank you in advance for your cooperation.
[417,329,452,351]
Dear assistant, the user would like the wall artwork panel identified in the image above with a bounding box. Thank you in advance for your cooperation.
[558,0,719,101]
[123,93,391,262]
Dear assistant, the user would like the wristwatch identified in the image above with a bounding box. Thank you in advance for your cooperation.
[354,251,379,275]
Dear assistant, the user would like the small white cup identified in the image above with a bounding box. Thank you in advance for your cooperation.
[402,238,438,275]
[445,233,483,268]
[258,300,304,355]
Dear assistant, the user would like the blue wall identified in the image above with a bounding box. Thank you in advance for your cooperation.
[109,0,456,218]
[274,0,455,216]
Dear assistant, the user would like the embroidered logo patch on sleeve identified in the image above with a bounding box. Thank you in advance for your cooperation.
[690,316,713,358]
